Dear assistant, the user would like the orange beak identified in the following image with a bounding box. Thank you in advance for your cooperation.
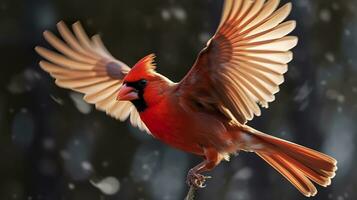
[116,84,139,101]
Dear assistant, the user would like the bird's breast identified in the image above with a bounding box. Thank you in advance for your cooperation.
[139,100,204,155]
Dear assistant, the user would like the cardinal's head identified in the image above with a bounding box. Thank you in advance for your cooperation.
[116,54,172,112]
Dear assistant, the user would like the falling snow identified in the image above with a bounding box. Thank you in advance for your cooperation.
[320,9,331,22]
[325,52,335,63]
[233,167,253,180]
[69,92,92,114]
[344,29,351,36]
[81,161,93,171]
[50,95,64,105]
[131,144,160,182]
[294,82,312,111]
[294,83,312,102]
[90,177,120,195]
[171,7,187,22]
[68,183,75,190]
[7,69,41,94]
[161,7,187,22]
[161,9,171,21]
[326,89,345,104]
[199,32,211,44]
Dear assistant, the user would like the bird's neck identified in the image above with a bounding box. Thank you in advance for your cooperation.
[134,76,175,113]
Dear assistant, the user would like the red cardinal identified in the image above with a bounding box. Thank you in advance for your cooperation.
[36,0,337,197]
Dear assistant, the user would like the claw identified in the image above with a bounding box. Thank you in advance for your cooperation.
[194,178,206,188]
[199,183,207,188]
[186,170,212,189]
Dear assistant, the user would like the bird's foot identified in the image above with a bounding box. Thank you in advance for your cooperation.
[186,169,212,188]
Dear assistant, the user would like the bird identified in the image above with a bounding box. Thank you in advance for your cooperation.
[35,0,337,197]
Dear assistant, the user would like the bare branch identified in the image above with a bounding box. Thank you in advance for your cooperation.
[184,186,197,200]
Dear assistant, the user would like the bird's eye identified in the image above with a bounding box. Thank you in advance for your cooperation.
[138,79,147,86]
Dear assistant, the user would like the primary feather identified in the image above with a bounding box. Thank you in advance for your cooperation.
[177,0,297,124]
[36,21,150,133]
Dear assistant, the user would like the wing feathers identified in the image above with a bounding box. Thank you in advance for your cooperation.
[235,0,254,21]
[72,22,101,59]
[37,21,150,134]
[43,31,97,64]
[234,36,298,51]
[179,0,297,124]
[226,71,261,116]
[242,0,280,32]
[55,77,110,89]
[244,20,296,43]
[35,47,95,70]
[241,0,265,25]
[91,34,115,59]
[246,3,292,36]
[57,21,91,57]
[84,83,120,103]
[233,50,293,64]
[39,61,106,79]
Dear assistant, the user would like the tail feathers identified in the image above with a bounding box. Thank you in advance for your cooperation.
[244,127,337,197]
[256,152,318,197]
[258,133,337,173]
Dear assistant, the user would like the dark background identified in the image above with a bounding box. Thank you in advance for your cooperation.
[0,0,356,199]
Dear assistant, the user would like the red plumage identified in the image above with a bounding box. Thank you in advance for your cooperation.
[36,0,337,197]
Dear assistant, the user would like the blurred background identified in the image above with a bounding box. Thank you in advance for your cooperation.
[0,0,356,199]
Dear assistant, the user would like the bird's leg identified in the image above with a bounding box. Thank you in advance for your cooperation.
[186,161,211,188]
[186,148,222,188]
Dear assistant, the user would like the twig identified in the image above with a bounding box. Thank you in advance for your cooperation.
[184,185,197,200]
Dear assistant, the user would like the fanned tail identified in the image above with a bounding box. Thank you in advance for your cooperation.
[242,126,337,197]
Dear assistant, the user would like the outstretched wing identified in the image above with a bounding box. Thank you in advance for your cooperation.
[177,0,297,124]
[36,21,150,133]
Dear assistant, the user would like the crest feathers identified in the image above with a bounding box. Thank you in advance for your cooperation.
[124,53,157,82]
[133,53,156,71]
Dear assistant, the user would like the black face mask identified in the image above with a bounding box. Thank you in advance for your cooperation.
[124,79,148,112]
